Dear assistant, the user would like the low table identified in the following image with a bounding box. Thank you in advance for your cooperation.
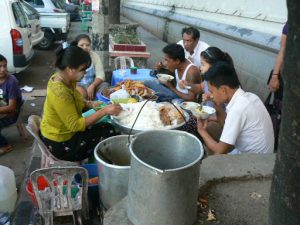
[111,68,155,86]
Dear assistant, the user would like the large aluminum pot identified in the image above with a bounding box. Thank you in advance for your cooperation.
[94,135,131,209]
[127,130,204,225]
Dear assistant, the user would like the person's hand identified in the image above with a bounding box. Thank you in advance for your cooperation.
[202,93,213,102]
[268,75,280,92]
[87,84,96,101]
[103,104,122,116]
[178,80,189,89]
[197,117,208,134]
[154,61,164,70]
[91,101,102,109]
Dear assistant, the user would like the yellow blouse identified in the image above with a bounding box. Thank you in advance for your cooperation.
[41,73,86,142]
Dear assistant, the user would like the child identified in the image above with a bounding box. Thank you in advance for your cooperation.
[71,34,109,100]
[0,54,23,155]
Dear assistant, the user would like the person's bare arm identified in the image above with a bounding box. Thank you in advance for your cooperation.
[167,66,201,101]
[214,104,226,127]
[0,98,17,114]
[197,119,233,154]
[87,77,103,100]
[269,33,287,92]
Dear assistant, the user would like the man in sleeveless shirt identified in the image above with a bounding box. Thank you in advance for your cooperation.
[145,44,201,102]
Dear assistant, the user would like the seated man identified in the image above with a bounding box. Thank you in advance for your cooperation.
[153,27,209,75]
[145,43,201,102]
[0,54,23,155]
[177,26,209,67]
[197,62,274,154]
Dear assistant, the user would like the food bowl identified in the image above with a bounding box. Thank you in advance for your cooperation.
[192,105,216,120]
[180,101,201,111]
[157,74,174,83]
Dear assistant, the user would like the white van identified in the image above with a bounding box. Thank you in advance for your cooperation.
[0,0,34,73]
[20,0,44,46]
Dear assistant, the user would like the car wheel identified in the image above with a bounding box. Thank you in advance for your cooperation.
[38,32,54,50]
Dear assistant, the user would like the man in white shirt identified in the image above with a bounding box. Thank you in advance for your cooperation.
[197,62,274,154]
[177,27,209,68]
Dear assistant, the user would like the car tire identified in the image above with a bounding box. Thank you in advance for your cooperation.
[38,31,54,50]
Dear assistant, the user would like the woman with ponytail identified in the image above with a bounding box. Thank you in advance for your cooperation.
[179,46,236,102]
[179,47,237,143]
[40,45,122,162]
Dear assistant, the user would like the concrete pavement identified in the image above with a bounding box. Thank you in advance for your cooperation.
[3,19,276,225]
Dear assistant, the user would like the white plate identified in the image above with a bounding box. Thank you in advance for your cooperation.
[157,74,174,83]
[180,101,201,111]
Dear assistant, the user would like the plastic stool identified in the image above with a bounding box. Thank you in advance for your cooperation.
[81,17,92,31]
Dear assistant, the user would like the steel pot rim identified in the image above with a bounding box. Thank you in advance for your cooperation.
[129,130,204,173]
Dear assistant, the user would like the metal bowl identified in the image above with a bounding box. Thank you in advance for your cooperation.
[111,111,190,135]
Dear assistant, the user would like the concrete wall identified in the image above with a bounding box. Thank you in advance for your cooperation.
[121,0,287,100]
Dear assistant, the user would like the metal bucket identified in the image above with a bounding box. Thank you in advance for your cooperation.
[94,135,131,209]
[127,130,204,225]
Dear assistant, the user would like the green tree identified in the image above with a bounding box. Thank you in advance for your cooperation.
[269,0,300,224]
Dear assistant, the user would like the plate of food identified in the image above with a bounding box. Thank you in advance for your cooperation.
[101,80,156,101]
[180,101,201,111]
[157,74,174,83]
[192,105,216,120]
[110,101,189,134]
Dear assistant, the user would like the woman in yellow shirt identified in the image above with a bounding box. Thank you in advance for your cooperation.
[40,45,122,161]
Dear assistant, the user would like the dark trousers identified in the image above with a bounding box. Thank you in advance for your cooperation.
[40,122,116,162]
[0,115,18,147]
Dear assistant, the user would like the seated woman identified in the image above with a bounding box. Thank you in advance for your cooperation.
[40,45,122,162]
[0,54,23,155]
[144,43,201,102]
[180,47,234,140]
[72,34,109,100]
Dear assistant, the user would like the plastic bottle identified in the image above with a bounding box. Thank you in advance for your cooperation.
[0,166,17,214]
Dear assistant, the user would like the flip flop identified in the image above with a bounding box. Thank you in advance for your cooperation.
[0,144,13,156]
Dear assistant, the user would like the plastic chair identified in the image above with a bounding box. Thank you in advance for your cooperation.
[114,56,134,70]
[26,115,80,168]
[30,166,89,225]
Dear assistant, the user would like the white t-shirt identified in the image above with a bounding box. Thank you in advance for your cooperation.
[177,40,209,68]
[220,88,274,154]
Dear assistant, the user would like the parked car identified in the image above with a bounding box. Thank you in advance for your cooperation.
[62,1,80,21]
[23,0,65,13]
[20,0,44,46]
[23,0,71,50]
[0,0,34,73]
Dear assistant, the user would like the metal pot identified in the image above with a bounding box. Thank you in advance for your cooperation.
[127,130,204,225]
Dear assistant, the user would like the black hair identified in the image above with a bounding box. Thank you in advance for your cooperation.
[70,34,91,46]
[0,54,7,63]
[203,61,240,89]
[181,27,200,40]
[55,45,91,70]
[162,43,185,62]
[201,47,234,67]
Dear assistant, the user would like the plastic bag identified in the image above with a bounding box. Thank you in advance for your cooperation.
[110,88,130,100]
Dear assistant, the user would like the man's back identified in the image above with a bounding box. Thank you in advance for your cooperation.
[220,88,274,154]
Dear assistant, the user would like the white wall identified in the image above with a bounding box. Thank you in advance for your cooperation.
[121,0,287,100]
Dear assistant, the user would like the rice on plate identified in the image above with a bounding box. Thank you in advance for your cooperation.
[112,101,187,130]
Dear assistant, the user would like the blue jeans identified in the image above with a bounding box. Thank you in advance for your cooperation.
[144,79,179,102]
